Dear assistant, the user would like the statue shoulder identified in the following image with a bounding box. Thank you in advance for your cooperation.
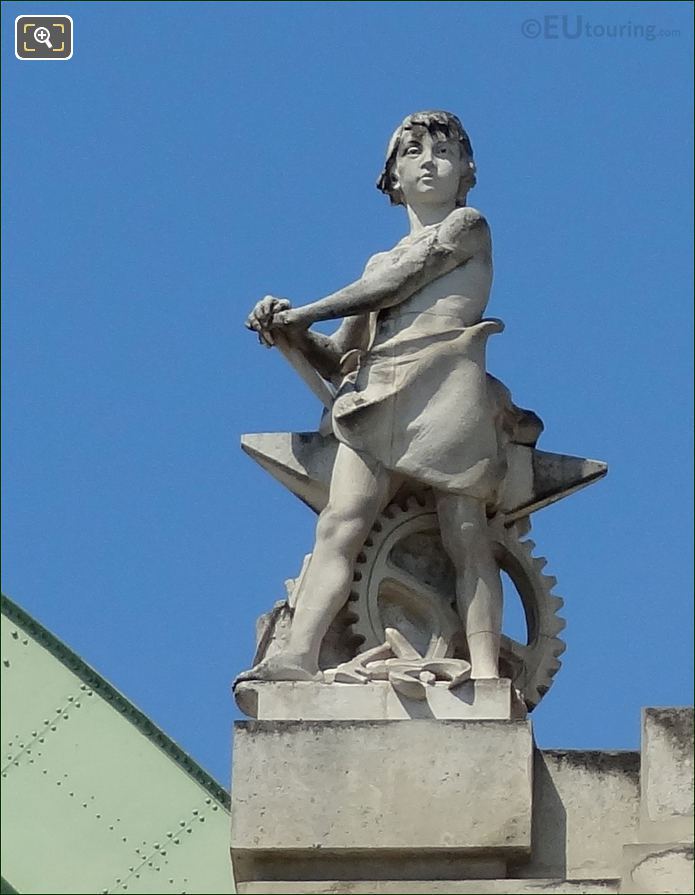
[438,206,491,255]
[363,250,391,275]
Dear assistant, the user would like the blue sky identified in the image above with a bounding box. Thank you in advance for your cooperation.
[2,1,693,786]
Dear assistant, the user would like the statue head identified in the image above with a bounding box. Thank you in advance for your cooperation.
[377,110,476,207]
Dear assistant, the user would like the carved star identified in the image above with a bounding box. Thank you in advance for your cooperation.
[241,430,607,521]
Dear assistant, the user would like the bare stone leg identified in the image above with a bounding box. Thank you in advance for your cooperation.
[436,493,502,679]
[238,443,390,682]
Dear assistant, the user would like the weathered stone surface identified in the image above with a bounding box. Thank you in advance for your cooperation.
[641,708,694,823]
[513,750,640,881]
[237,880,619,894]
[621,841,694,894]
[235,678,523,721]
[230,719,533,884]
[229,705,694,892]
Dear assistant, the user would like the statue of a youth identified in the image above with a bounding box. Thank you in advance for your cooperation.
[243,111,535,683]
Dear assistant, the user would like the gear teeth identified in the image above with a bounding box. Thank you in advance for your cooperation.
[514,517,532,537]
[549,617,566,636]
[501,532,566,710]
[332,612,355,631]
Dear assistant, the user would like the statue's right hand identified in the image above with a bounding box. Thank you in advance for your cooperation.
[245,296,291,347]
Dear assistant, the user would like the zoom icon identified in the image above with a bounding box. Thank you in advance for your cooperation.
[15,15,73,60]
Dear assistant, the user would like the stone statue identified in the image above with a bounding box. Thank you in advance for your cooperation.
[236,111,606,712]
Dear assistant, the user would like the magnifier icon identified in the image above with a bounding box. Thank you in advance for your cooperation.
[33,26,53,48]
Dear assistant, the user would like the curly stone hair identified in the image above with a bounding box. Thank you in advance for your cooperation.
[376,110,477,207]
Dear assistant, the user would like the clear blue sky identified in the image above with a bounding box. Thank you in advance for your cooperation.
[2,1,693,786]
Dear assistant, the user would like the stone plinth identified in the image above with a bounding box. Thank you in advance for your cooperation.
[640,707,694,836]
[234,678,524,721]
[231,719,533,888]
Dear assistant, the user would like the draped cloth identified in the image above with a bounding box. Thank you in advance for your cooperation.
[331,317,510,501]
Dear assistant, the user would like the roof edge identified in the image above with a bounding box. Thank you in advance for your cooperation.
[1,593,230,810]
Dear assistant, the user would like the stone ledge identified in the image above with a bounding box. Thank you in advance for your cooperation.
[236,878,620,894]
[234,678,523,720]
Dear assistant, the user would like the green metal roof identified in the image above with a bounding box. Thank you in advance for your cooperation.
[1,595,235,895]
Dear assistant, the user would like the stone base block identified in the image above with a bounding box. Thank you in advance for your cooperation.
[231,719,533,886]
[234,678,524,720]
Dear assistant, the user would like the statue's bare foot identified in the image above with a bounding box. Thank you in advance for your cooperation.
[234,653,322,686]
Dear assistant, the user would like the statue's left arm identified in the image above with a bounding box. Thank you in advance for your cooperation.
[276,208,490,328]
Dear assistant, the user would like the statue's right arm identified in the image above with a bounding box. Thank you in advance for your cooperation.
[288,314,370,384]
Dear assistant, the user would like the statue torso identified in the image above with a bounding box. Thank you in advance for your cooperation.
[365,223,494,349]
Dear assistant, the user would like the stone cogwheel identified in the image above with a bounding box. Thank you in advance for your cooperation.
[347,490,566,711]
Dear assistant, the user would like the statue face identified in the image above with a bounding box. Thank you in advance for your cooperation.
[393,127,463,209]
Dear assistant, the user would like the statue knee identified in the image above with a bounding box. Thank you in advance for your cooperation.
[316,506,369,554]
